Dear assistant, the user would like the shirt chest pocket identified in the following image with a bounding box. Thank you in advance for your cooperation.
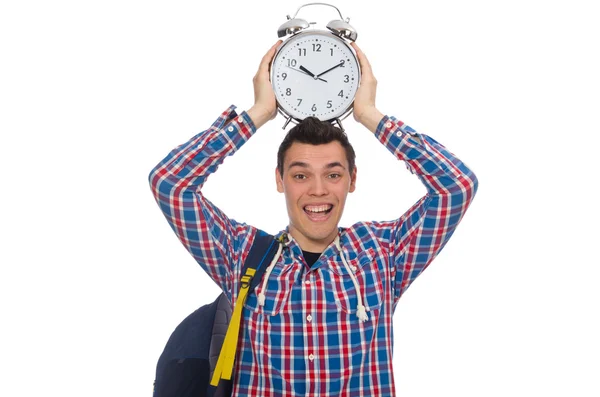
[325,247,383,315]
[243,258,299,316]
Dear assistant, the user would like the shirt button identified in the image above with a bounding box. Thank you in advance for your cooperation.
[237,116,244,123]
[227,126,234,132]
[307,315,313,322]
[397,131,402,136]
[305,280,311,285]
[308,354,315,361]
[350,265,357,272]
[385,122,392,129]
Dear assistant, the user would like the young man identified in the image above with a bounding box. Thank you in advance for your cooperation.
[149,41,478,396]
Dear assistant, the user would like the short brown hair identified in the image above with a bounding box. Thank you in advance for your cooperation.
[277,117,356,177]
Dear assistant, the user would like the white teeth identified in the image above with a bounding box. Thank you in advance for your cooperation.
[305,205,332,213]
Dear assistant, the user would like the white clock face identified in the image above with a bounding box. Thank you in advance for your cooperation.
[271,31,360,122]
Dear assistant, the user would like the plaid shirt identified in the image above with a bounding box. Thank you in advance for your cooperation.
[149,105,478,396]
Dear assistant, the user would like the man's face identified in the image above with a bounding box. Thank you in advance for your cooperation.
[275,141,357,252]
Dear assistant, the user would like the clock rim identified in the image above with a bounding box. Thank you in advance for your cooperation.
[270,30,361,124]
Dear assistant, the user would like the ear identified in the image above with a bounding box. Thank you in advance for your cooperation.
[275,167,284,193]
[349,166,357,193]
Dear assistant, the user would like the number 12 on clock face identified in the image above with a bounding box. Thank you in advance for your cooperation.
[271,31,360,122]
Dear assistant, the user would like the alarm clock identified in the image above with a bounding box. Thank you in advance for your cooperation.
[270,3,360,130]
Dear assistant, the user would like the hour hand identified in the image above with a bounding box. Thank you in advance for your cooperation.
[299,65,317,78]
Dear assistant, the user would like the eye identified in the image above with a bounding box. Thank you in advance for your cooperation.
[328,173,341,179]
[293,174,307,180]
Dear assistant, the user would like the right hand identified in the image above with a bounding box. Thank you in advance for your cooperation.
[248,40,282,128]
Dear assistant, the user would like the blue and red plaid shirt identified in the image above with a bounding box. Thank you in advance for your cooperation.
[149,105,478,396]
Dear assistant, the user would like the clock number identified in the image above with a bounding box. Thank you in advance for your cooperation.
[338,90,344,98]
[330,48,334,56]
[339,60,346,67]
[312,104,317,112]
[327,100,333,108]
[297,98,303,106]
[312,44,322,52]
[344,75,349,83]
[286,88,292,96]
[282,72,287,80]
[298,48,306,56]
[287,59,297,67]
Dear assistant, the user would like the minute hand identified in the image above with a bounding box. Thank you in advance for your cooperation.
[315,60,345,78]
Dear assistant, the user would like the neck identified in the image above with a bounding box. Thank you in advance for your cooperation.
[287,226,338,253]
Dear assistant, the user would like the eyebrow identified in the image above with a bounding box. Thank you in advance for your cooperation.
[287,161,346,171]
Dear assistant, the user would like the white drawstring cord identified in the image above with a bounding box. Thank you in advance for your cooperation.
[334,235,369,322]
[258,233,368,323]
[258,241,283,306]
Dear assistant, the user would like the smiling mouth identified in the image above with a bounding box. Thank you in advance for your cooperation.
[303,204,333,214]
[303,205,334,221]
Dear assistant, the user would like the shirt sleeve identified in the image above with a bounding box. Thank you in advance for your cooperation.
[148,105,259,300]
[368,115,479,302]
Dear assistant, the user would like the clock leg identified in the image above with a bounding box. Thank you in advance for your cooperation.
[282,116,293,130]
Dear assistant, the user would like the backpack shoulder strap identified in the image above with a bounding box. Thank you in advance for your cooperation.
[210,230,282,387]
[241,230,281,293]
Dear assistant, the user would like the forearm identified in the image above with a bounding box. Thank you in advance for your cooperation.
[149,106,256,189]
[358,107,424,145]
[374,116,475,193]
[370,118,478,299]
[148,106,258,292]
[247,105,273,130]
[356,107,385,134]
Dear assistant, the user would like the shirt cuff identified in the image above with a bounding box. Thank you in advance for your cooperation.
[215,105,258,148]
[375,116,425,149]
[237,110,257,134]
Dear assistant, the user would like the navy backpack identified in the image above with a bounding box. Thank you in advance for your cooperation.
[153,231,281,397]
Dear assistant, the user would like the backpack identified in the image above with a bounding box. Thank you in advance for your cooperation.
[152,231,281,397]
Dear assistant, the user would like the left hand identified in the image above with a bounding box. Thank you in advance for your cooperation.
[351,42,383,130]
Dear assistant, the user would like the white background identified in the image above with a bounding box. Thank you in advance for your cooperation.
[1,0,598,396]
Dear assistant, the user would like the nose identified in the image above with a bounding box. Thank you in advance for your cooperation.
[308,176,328,196]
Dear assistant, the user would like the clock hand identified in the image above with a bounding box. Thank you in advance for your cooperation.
[287,66,328,82]
[315,60,345,78]
[299,65,318,79]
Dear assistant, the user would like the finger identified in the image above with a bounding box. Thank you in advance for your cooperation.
[351,42,373,76]
[258,40,282,74]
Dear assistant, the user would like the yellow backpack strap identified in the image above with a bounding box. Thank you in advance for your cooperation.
[210,268,255,385]
[210,233,284,387]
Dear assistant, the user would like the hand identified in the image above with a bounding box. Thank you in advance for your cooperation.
[351,42,383,131]
[247,40,282,129]
[299,65,317,78]
[295,65,327,82]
